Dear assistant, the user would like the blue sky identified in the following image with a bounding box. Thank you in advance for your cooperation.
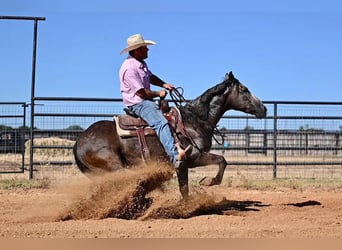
[1,0,342,103]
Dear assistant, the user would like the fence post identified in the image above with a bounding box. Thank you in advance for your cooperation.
[273,103,278,178]
[335,133,340,155]
[29,18,45,179]
[29,20,39,179]
[263,131,267,155]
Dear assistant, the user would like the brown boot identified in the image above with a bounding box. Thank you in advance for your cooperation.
[176,143,193,161]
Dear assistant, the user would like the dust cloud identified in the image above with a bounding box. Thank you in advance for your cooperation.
[56,162,174,220]
[41,162,258,221]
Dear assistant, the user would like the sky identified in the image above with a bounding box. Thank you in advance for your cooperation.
[1,0,342,104]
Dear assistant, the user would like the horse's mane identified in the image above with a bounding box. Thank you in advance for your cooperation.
[184,79,231,121]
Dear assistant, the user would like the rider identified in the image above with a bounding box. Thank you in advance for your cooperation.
[119,33,192,168]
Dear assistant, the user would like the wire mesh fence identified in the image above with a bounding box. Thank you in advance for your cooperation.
[212,101,342,181]
[0,99,342,182]
[0,102,27,174]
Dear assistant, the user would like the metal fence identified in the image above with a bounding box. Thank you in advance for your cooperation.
[0,102,27,173]
[1,99,342,180]
[213,101,342,180]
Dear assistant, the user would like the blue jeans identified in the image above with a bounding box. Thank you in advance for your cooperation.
[130,100,178,164]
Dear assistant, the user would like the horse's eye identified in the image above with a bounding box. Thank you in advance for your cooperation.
[239,85,247,93]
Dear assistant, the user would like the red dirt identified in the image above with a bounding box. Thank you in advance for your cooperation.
[0,164,341,238]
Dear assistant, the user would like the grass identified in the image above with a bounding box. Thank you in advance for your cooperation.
[188,171,342,190]
[1,171,342,191]
[220,176,342,190]
[0,177,51,190]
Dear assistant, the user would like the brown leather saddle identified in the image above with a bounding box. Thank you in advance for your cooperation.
[114,100,187,161]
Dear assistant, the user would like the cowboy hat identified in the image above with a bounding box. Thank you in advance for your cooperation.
[120,34,156,54]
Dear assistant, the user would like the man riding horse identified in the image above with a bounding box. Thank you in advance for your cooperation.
[119,34,193,169]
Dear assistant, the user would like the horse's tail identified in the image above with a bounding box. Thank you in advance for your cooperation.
[73,140,91,174]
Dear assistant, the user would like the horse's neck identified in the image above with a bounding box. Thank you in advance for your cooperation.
[185,95,227,129]
[186,80,231,129]
[207,96,227,126]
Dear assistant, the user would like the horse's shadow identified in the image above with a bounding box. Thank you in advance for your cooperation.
[285,200,322,207]
[144,198,270,219]
[144,197,323,219]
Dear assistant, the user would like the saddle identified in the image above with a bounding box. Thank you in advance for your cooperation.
[114,100,187,161]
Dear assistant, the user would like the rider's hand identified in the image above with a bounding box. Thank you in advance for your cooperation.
[159,90,167,98]
[162,83,174,90]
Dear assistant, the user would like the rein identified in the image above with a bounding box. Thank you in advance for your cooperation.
[213,126,224,145]
[168,88,200,150]
[169,87,188,108]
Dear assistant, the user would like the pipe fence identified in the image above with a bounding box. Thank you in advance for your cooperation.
[0,102,27,174]
[2,99,341,181]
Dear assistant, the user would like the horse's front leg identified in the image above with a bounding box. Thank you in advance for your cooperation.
[192,152,227,186]
[175,163,189,200]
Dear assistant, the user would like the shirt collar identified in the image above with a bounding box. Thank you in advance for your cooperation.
[127,55,146,69]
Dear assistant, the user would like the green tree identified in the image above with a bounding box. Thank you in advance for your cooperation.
[0,125,13,131]
[65,125,83,131]
[299,124,324,132]
[244,126,254,131]
[18,126,31,132]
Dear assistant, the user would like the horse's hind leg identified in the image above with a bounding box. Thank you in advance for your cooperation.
[74,120,128,175]
[76,145,125,175]
[90,148,125,172]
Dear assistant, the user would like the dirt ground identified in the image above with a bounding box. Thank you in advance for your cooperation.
[0,164,341,239]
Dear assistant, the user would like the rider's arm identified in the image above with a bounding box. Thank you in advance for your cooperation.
[136,88,166,100]
[150,74,174,90]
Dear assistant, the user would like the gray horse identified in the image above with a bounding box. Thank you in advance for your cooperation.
[73,71,267,199]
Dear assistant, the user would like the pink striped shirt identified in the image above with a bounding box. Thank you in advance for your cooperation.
[119,56,153,106]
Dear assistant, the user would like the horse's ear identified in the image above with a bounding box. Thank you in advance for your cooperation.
[225,73,229,80]
[225,71,234,81]
[228,71,234,80]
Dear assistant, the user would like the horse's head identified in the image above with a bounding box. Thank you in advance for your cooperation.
[224,71,267,118]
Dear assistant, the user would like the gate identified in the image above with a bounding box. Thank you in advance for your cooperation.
[0,102,27,173]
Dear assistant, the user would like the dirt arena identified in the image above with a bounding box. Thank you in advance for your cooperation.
[0,164,341,238]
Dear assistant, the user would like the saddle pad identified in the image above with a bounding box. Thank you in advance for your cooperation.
[114,116,156,138]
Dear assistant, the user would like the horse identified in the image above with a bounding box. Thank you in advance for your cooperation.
[73,71,267,199]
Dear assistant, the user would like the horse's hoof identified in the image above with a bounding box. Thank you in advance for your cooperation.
[180,185,189,200]
[199,176,215,186]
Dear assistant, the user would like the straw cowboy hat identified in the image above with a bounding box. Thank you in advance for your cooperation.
[120,34,156,54]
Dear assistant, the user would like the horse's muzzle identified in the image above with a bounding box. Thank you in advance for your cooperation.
[256,105,267,118]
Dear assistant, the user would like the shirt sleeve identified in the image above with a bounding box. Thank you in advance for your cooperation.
[122,68,145,94]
